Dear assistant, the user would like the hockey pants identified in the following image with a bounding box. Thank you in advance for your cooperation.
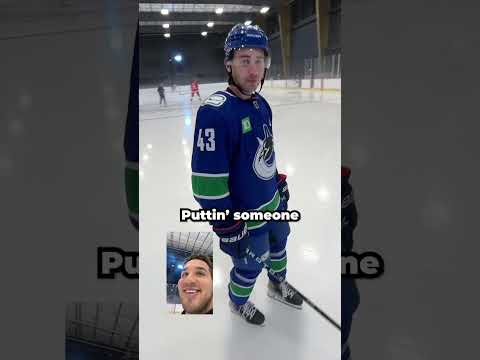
[228,220,290,306]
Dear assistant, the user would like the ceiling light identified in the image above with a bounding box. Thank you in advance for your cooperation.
[244,20,252,26]
[207,22,214,28]
[161,9,169,15]
[215,7,223,14]
[174,54,182,62]
[201,31,207,36]
[162,23,169,29]
[164,33,170,38]
[260,7,270,14]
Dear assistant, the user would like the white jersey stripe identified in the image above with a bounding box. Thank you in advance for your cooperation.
[192,171,229,178]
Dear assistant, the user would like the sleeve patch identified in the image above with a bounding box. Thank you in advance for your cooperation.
[203,94,227,107]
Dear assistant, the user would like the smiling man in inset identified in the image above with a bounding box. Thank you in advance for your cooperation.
[177,254,213,314]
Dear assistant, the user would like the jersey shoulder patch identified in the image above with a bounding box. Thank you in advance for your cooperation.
[203,92,227,107]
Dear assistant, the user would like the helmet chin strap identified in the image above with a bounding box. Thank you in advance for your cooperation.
[259,69,267,92]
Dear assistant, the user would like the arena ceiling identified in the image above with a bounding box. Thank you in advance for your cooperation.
[66,302,139,359]
[167,231,213,256]
[139,0,283,36]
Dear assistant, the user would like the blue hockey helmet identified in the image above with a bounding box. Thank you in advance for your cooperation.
[224,24,271,68]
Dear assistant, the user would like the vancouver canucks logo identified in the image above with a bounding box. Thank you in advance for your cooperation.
[253,124,276,180]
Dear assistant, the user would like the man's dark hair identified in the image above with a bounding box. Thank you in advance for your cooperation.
[183,254,213,278]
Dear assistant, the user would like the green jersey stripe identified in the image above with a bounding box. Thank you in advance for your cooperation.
[270,256,287,272]
[229,282,254,297]
[246,191,281,230]
[193,192,230,200]
[192,174,229,197]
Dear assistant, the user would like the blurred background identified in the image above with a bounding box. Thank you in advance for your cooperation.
[139,0,341,87]
[66,302,139,360]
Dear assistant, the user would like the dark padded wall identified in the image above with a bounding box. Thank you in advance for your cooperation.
[292,20,319,60]
[140,34,225,87]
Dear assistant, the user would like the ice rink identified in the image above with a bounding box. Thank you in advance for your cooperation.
[140,83,341,360]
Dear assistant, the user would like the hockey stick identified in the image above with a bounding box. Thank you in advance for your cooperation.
[245,247,341,331]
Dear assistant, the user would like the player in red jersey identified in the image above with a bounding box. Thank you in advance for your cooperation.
[190,78,202,102]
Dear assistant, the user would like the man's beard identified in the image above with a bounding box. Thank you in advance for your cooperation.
[232,73,258,95]
[185,293,213,314]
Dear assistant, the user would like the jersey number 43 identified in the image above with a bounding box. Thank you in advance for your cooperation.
[196,128,215,151]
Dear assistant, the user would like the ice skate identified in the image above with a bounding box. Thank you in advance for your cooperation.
[229,300,265,326]
[267,280,303,309]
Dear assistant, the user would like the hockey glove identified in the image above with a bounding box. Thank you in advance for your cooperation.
[277,173,290,203]
[213,220,249,258]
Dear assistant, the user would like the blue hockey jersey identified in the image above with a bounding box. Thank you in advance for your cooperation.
[191,88,280,234]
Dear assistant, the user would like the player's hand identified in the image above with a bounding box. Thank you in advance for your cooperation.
[213,220,249,258]
[277,173,290,203]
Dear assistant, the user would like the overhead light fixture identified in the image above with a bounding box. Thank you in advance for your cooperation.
[244,20,252,26]
[260,7,270,14]
[174,54,182,62]
[161,8,169,15]
[162,23,169,29]
[201,31,207,36]
[164,33,170,38]
[215,7,223,14]
[207,22,214,28]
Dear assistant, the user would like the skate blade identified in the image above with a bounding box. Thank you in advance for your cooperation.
[267,291,303,310]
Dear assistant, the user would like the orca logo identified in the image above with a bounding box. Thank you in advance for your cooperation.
[97,247,138,279]
[252,124,276,180]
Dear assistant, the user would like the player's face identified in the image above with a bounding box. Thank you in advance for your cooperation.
[178,259,213,314]
[230,48,266,93]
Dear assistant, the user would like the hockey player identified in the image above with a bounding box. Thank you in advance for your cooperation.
[191,24,303,326]
[341,166,360,359]
[190,78,202,102]
[157,82,167,106]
